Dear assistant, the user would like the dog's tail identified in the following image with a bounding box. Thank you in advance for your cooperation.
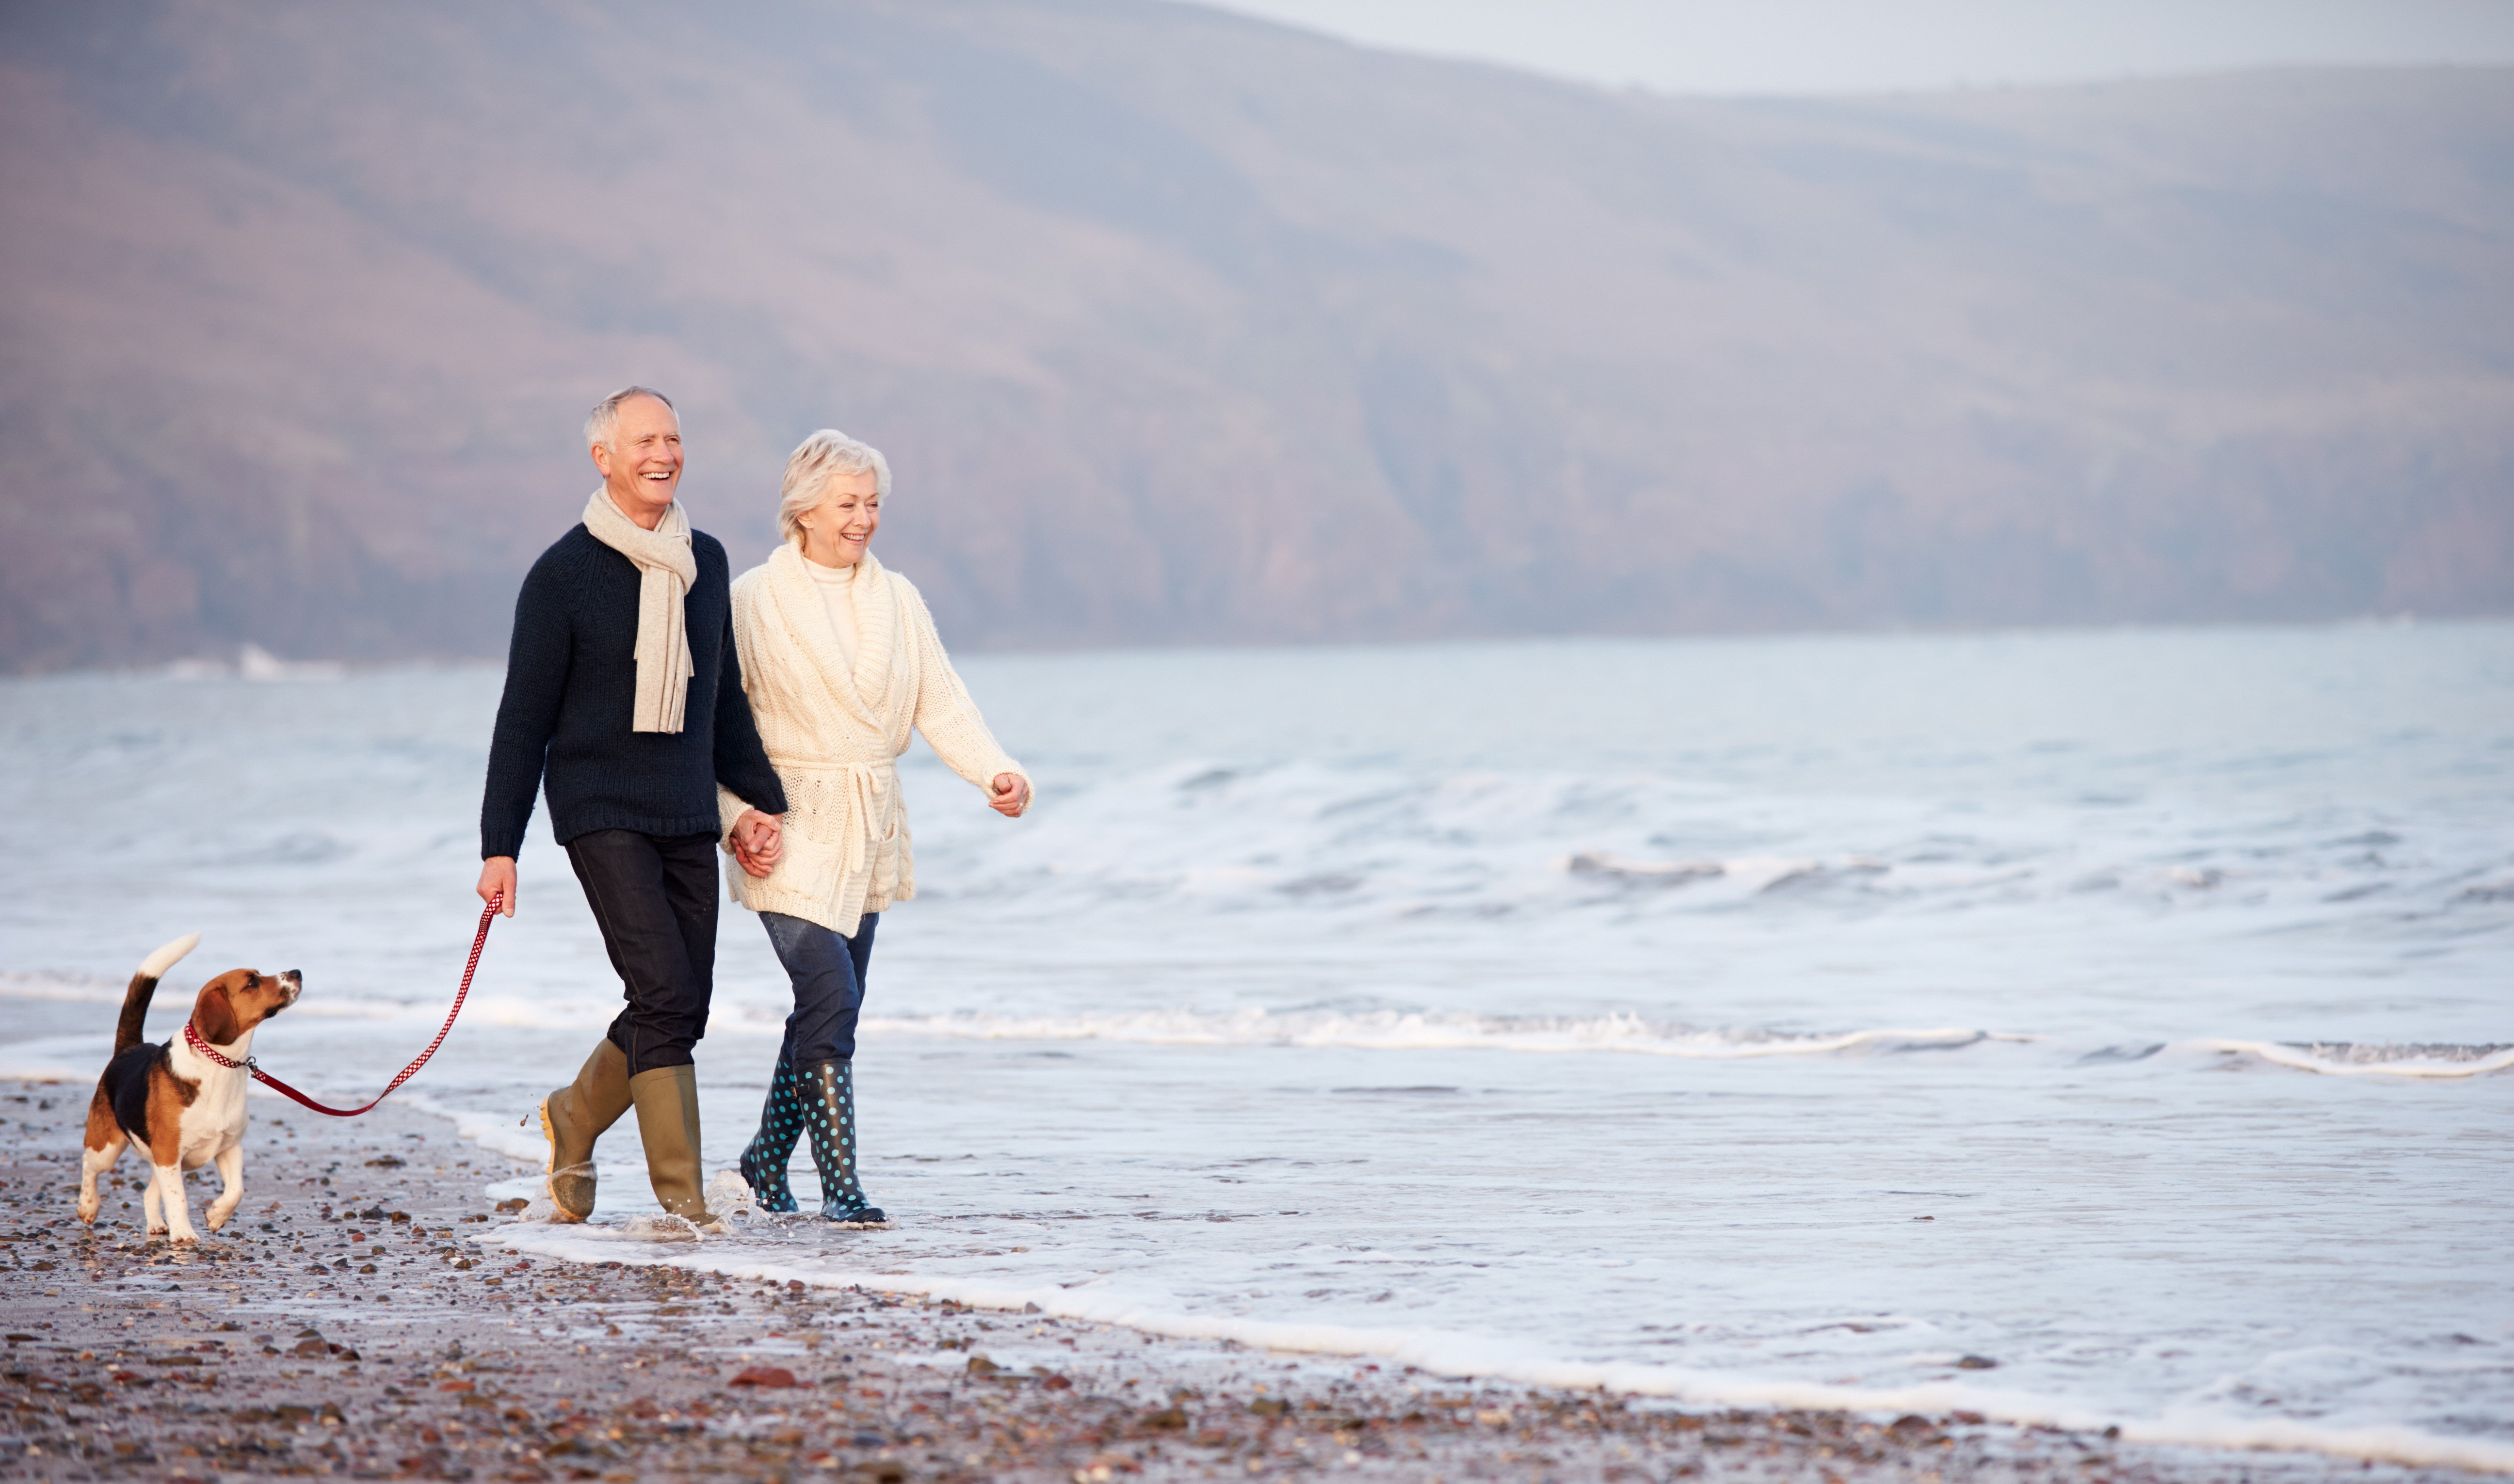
[118,934,200,1054]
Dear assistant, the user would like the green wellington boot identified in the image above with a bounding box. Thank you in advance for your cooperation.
[537,1038,630,1222]
[628,1064,723,1228]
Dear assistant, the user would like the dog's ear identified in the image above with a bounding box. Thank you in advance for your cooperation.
[193,975,242,1047]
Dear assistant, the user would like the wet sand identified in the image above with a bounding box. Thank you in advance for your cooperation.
[0,1081,2474,1483]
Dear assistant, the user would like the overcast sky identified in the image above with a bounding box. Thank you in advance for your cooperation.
[1179,0,2514,96]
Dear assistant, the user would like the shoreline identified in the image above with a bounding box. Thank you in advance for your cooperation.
[0,1082,2496,1482]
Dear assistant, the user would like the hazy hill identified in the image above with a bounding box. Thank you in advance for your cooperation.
[2,0,2508,670]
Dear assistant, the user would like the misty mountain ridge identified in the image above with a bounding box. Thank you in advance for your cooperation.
[1,0,2508,671]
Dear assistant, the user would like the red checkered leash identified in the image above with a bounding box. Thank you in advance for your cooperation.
[182,892,500,1117]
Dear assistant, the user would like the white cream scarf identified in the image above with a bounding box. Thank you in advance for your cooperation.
[581,489,696,733]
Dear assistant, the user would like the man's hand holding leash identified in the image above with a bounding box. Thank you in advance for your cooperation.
[478,856,518,917]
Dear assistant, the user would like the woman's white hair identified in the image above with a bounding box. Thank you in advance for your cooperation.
[778,429,891,545]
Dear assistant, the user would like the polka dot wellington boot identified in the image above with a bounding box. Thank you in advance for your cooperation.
[796,1058,890,1228]
[736,1058,804,1214]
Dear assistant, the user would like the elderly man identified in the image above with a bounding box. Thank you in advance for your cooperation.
[476,386,787,1227]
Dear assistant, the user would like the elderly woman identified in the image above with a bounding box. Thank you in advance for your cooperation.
[718,430,1031,1227]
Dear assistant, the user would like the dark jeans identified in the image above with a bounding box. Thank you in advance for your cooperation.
[761,911,876,1065]
[564,829,721,1076]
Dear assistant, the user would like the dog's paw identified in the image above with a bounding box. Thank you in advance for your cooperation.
[76,1198,99,1224]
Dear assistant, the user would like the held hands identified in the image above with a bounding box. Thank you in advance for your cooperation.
[989,773,1031,819]
[477,857,517,917]
[731,809,785,879]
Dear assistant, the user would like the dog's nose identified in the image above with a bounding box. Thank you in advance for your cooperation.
[281,970,303,1000]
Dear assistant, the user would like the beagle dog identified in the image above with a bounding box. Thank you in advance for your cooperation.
[78,934,301,1242]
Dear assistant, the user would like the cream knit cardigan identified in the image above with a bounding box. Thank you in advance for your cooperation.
[715,543,1027,937]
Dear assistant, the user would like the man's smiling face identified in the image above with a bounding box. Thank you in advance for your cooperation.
[591,393,683,525]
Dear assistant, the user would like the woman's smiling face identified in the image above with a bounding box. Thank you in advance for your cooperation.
[800,468,881,567]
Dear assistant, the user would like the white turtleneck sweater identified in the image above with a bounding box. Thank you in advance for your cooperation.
[806,557,857,670]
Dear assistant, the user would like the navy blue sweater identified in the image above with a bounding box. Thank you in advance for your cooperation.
[479,524,786,859]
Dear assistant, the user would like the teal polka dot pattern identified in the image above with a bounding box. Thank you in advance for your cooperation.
[736,1058,805,1213]
[796,1058,885,1225]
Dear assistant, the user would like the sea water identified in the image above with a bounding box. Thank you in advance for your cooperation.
[2,623,2508,1468]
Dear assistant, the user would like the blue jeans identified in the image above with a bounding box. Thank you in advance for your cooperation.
[760,911,877,1064]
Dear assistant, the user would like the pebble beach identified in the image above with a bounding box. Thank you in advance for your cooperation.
[0,1086,2488,1484]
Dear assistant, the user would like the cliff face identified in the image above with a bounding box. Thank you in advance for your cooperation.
[3,0,2508,670]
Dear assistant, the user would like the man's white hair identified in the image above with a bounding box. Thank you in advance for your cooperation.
[778,430,892,545]
[584,385,676,450]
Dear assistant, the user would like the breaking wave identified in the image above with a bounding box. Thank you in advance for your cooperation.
[858,1009,2514,1078]
[2199,1038,2514,1079]
[859,1008,2003,1058]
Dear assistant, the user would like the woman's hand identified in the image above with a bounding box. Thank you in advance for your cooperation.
[988,773,1030,818]
[732,809,784,878]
